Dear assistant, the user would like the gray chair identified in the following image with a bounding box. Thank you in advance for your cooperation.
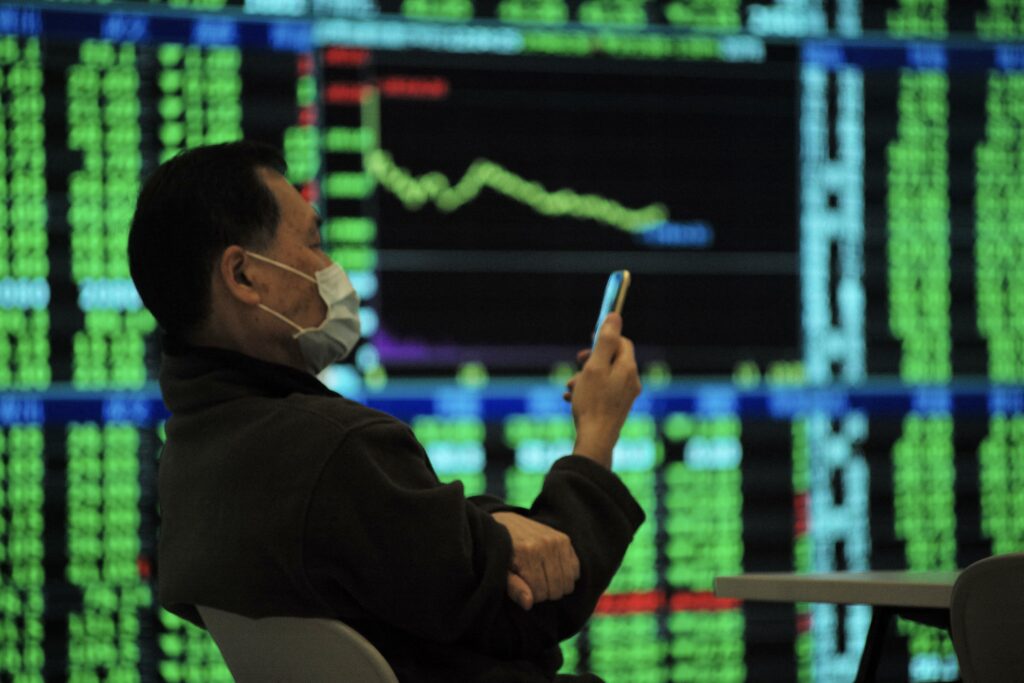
[949,553,1024,683]
[197,605,399,683]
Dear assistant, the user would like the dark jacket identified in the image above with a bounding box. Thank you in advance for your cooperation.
[156,342,645,682]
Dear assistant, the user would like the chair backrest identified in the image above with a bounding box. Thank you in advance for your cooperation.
[949,553,1024,683]
[197,605,398,683]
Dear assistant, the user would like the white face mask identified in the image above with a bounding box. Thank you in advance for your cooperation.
[246,251,362,374]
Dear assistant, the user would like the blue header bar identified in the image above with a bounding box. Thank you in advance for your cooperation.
[0,4,312,52]
[0,6,42,36]
[0,382,1020,425]
[803,39,1024,71]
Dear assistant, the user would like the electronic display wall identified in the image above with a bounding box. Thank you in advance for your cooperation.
[1,1,1023,681]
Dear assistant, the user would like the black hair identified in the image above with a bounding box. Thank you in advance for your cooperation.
[128,141,287,338]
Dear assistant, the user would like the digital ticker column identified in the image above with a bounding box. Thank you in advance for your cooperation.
[0,35,48,681]
[975,58,1024,556]
[65,423,152,683]
[0,34,49,391]
[66,39,154,390]
[886,49,959,682]
[799,42,870,683]
[662,413,744,683]
[977,0,1024,37]
[790,419,812,683]
[0,423,45,681]
[62,37,154,683]
[588,416,665,683]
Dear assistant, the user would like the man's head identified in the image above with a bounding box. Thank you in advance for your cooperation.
[129,141,336,370]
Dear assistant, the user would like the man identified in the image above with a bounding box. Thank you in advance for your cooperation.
[129,141,644,682]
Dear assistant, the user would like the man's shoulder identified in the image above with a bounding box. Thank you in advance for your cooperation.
[278,392,409,440]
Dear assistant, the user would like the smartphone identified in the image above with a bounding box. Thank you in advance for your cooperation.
[592,270,631,349]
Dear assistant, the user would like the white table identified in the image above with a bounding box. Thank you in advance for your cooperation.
[714,571,961,682]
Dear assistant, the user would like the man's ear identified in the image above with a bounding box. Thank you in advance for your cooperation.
[219,246,261,306]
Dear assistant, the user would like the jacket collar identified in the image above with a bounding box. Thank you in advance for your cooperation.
[159,334,337,415]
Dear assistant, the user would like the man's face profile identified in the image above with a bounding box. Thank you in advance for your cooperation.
[239,169,329,342]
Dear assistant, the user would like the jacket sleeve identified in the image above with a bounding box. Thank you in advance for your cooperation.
[301,419,644,657]
[467,494,527,516]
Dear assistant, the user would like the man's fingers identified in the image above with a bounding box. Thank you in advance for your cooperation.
[519,545,571,602]
[559,539,579,594]
[564,377,577,402]
[515,552,549,604]
[541,558,562,601]
[553,551,571,598]
[531,559,551,603]
[610,337,642,397]
[539,532,575,598]
[506,572,534,610]
[550,543,572,601]
[589,312,622,366]
[575,348,591,369]
[611,337,637,375]
[493,512,579,606]
[544,534,577,600]
[564,373,580,402]
[564,540,581,585]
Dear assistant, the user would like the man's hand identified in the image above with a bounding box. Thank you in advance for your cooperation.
[566,312,642,468]
[493,512,580,610]
[563,348,591,402]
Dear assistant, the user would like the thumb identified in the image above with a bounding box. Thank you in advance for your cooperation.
[506,572,534,610]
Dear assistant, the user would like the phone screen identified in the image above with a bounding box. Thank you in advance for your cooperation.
[592,270,631,348]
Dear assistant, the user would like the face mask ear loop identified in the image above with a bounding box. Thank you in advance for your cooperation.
[257,304,307,339]
[246,251,317,284]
